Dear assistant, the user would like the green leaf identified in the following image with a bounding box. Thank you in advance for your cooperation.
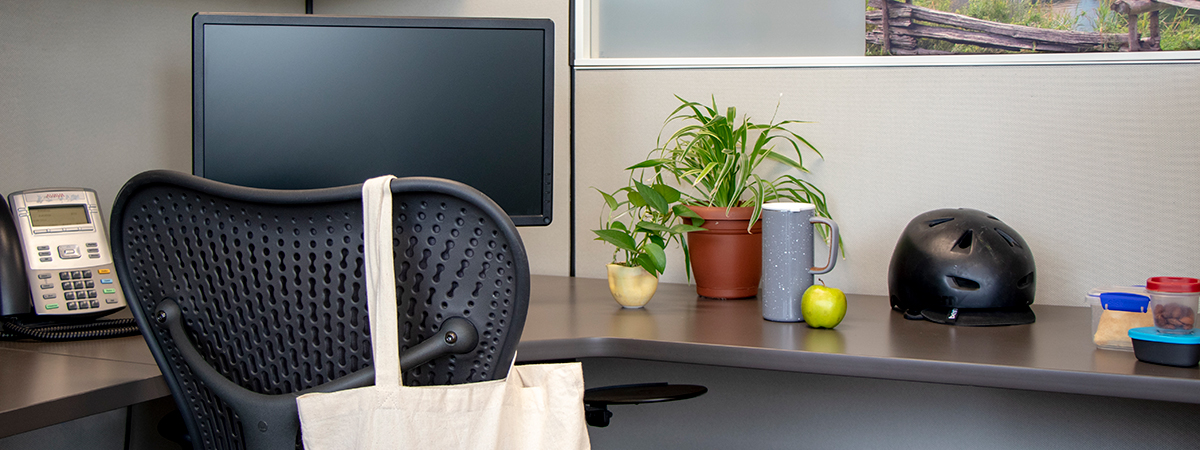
[635,180,669,214]
[634,253,660,276]
[672,204,702,218]
[648,234,667,249]
[672,204,705,227]
[610,221,628,232]
[627,191,646,208]
[592,229,637,253]
[593,187,619,211]
[644,242,667,273]
[681,238,693,283]
[635,221,673,233]
[763,150,808,174]
[626,159,672,170]
[692,162,718,187]
[652,183,681,203]
[671,224,708,234]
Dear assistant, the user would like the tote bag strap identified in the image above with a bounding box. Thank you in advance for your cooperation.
[363,175,402,388]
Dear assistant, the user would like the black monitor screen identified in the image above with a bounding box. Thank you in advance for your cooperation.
[193,14,554,226]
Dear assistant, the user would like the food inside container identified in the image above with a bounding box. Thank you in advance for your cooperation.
[1146,277,1200,334]
[1086,287,1152,351]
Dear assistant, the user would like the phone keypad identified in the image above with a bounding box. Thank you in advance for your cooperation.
[35,265,122,314]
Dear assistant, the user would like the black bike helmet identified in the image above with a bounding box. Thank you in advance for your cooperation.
[888,208,1036,326]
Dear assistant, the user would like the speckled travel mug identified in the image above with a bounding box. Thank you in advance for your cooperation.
[761,203,839,322]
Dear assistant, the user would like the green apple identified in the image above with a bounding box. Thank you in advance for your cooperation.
[801,281,847,329]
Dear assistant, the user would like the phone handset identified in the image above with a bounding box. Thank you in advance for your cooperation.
[0,196,32,317]
[0,190,139,341]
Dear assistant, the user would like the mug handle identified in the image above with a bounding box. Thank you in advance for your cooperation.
[808,217,839,275]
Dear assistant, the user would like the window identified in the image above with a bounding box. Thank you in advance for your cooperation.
[583,0,863,58]
[574,0,1200,68]
[866,0,1200,56]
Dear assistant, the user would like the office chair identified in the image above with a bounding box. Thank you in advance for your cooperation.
[110,170,529,450]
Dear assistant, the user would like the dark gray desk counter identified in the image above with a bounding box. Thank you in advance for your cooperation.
[518,275,1200,405]
[0,336,168,437]
[2,274,1198,438]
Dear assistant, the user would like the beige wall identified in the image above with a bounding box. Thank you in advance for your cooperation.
[574,64,1200,306]
[5,0,1199,307]
[1,0,573,278]
[0,0,300,208]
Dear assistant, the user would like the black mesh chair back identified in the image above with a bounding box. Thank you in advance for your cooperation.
[110,170,529,450]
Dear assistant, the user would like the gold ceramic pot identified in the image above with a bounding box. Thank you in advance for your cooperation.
[606,263,659,308]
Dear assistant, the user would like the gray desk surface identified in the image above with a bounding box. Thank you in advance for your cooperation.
[518,275,1200,404]
[2,274,1199,437]
[0,336,167,437]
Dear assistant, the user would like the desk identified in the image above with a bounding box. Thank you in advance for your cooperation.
[521,276,1200,449]
[0,335,166,438]
[1,275,1198,443]
[518,275,1200,405]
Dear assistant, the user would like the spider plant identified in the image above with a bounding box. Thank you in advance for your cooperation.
[629,95,835,235]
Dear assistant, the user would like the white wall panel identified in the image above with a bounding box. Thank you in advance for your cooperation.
[575,64,1200,306]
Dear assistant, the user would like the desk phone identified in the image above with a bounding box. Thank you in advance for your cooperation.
[6,188,126,316]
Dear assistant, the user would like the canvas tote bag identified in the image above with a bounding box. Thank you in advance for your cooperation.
[297,175,590,450]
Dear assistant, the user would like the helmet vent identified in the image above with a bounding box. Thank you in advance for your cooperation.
[987,215,999,221]
[994,228,1022,248]
[948,276,980,291]
[927,217,954,227]
[1017,272,1034,289]
[951,230,973,253]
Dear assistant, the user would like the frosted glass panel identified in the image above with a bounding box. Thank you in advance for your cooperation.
[593,0,863,58]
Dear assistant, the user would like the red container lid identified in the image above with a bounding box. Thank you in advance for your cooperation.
[1146,277,1200,293]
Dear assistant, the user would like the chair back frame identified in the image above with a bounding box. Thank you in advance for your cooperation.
[111,170,529,449]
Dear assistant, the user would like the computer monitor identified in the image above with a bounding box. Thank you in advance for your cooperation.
[192,13,554,226]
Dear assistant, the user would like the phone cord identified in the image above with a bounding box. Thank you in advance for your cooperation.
[0,317,140,341]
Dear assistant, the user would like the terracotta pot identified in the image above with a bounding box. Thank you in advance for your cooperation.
[606,263,659,308]
[685,206,762,299]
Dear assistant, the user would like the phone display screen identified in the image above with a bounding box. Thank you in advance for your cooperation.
[28,205,91,227]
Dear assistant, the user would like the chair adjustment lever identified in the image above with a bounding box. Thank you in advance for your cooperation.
[399,316,478,369]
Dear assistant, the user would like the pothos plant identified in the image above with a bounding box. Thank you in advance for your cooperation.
[592,180,706,277]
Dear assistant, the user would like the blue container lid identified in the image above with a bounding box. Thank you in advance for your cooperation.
[1128,327,1200,344]
[1099,292,1150,312]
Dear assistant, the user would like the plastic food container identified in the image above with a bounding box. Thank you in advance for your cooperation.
[1086,286,1152,351]
[1146,277,1200,334]
[1129,327,1200,367]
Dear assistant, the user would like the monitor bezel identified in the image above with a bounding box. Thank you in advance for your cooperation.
[192,12,555,226]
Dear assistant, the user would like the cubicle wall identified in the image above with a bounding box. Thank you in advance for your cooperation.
[0,0,299,211]
[573,63,1200,307]
[5,0,1199,305]
[0,0,575,278]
